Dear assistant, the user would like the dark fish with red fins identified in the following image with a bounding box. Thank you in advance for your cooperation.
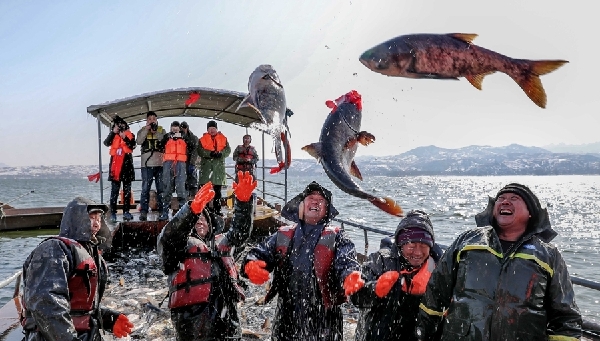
[359,33,568,108]
[302,90,403,217]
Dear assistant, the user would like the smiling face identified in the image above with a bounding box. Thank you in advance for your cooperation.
[400,242,431,267]
[89,212,102,237]
[494,192,530,235]
[194,214,210,238]
[301,192,328,225]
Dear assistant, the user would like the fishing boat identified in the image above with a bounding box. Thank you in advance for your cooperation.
[0,205,64,232]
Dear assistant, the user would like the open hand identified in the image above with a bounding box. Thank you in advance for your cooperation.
[343,271,365,296]
[244,260,270,285]
[112,314,133,338]
[232,171,257,202]
[375,271,400,298]
[191,182,215,214]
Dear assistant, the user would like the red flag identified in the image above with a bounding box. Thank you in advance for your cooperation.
[87,172,101,183]
[185,92,201,106]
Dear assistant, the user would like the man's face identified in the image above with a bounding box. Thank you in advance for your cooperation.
[302,192,328,225]
[181,127,188,134]
[195,215,209,238]
[207,126,218,136]
[89,212,102,236]
[147,115,157,125]
[401,242,431,267]
[171,126,180,134]
[493,192,530,230]
[243,136,251,145]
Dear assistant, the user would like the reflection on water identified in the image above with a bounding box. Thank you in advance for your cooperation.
[1,175,599,320]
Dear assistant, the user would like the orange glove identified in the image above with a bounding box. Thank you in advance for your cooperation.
[343,271,365,296]
[375,271,400,298]
[190,182,215,214]
[112,314,133,338]
[244,260,270,285]
[232,171,257,202]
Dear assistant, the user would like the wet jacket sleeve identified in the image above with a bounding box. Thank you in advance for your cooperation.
[23,239,78,341]
[333,230,361,289]
[103,131,116,147]
[136,128,149,145]
[221,141,232,158]
[350,251,385,308]
[224,196,254,247]
[546,248,582,339]
[100,307,122,331]
[123,131,136,151]
[417,237,461,340]
[242,233,278,275]
[156,204,197,274]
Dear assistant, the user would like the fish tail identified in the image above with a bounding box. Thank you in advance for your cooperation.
[369,197,404,216]
[512,60,568,108]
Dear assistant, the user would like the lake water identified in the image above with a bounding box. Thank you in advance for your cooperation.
[1,175,599,322]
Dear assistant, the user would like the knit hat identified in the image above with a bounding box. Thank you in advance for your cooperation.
[180,121,189,129]
[396,227,434,247]
[301,181,332,204]
[395,210,435,247]
[207,120,218,129]
[171,121,180,127]
[496,183,540,222]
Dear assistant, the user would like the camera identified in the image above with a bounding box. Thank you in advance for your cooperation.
[171,132,182,139]
[150,122,158,131]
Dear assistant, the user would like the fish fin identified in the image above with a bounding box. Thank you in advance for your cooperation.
[236,95,260,113]
[350,161,363,181]
[357,131,375,146]
[531,60,569,76]
[369,197,404,217]
[301,143,322,159]
[465,71,495,90]
[449,33,478,44]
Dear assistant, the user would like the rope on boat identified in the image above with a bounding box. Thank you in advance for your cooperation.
[0,270,22,290]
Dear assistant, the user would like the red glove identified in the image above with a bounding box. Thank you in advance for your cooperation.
[343,271,365,296]
[112,314,133,338]
[232,171,257,202]
[244,260,270,285]
[375,271,400,298]
[190,182,215,214]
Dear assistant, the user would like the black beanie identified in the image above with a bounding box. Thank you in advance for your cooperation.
[496,183,540,222]
[207,120,218,129]
[171,121,180,127]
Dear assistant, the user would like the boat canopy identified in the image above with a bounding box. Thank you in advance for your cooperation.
[86,87,261,128]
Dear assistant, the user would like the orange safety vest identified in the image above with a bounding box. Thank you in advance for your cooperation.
[109,131,134,156]
[399,256,435,295]
[168,234,244,309]
[266,224,346,309]
[163,138,187,162]
[199,132,227,152]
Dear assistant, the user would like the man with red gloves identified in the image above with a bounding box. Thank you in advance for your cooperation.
[22,197,134,341]
[242,181,363,340]
[157,171,257,341]
[350,210,438,341]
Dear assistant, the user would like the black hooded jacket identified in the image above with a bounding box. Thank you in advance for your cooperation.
[22,197,121,341]
[351,210,439,341]
[417,197,582,341]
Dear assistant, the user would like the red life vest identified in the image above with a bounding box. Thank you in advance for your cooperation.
[235,145,256,172]
[109,131,134,155]
[22,237,101,332]
[268,224,346,309]
[163,138,187,162]
[199,132,227,152]
[168,234,244,309]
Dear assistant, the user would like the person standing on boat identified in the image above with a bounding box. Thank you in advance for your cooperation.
[136,111,166,221]
[157,171,257,341]
[232,134,259,182]
[351,210,440,341]
[197,120,231,216]
[159,121,188,221]
[21,197,134,341]
[416,183,582,341]
[241,181,364,341]
[103,115,136,223]
[180,121,199,199]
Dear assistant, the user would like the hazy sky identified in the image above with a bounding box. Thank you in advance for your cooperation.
[1,0,597,167]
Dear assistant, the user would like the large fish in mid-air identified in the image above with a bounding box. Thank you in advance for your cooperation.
[302,90,403,217]
[237,65,291,174]
[359,33,568,108]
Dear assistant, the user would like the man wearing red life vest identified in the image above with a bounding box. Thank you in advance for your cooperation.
[242,181,364,341]
[103,115,136,223]
[159,121,188,221]
[351,210,440,341]
[232,134,259,181]
[22,197,134,341]
[157,171,257,341]
[197,120,231,216]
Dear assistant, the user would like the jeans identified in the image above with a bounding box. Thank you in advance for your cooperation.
[109,180,132,213]
[140,166,164,214]
[162,161,187,214]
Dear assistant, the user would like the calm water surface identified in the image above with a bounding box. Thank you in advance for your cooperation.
[1,175,599,321]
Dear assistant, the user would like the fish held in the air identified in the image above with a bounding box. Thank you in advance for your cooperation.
[302,90,403,217]
[359,33,568,108]
[237,64,291,173]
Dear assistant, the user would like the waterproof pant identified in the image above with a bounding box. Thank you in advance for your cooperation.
[170,301,241,341]
[140,166,164,214]
[110,179,132,214]
[185,163,198,199]
[162,161,187,214]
